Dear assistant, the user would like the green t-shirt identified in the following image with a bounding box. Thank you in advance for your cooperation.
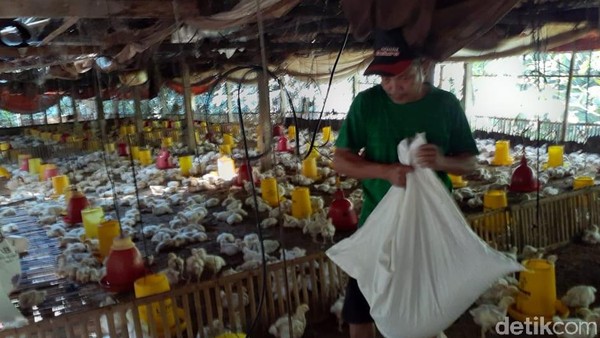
[336,84,479,226]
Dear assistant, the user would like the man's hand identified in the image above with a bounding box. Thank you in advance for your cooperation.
[416,144,444,170]
[384,163,414,187]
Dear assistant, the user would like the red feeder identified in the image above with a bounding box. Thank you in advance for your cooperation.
[64,187,90,225]
[509,155,539,193]
[236,161,259,186]
[276,136,290,152]
[100,236,147,293]
[117,142,129,156]
[273,125,285,137]
[60,133,70,143]
[20,157,30,171]
[328,189,358,231]
[156,148,173,169]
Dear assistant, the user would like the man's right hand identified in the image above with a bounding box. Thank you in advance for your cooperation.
[383,163,414,187]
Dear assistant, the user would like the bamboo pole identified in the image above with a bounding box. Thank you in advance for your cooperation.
[93,69,107,146]
[560,50,576,143]
[257,71,272,170]
[181,59,196,153]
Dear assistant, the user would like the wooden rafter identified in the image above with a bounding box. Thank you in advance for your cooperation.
[0,0,200,19]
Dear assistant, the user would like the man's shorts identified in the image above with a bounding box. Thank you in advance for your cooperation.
[342,277,374,324]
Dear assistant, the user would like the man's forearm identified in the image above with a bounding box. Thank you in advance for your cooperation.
[438,154,476,175]
[332,149,388,180]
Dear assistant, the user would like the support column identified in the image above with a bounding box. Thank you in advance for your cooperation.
[93,69,107,145]
[560,51,576,143]
[181,59,196,153]
[226,82,235,123]
[133,86,144,144]
[462,62,474,125]
[257,72,272,170]
[70,84,79,132]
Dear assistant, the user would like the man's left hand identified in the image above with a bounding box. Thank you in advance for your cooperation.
[415,144,444,170]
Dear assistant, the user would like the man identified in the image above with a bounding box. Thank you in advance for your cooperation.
[333,27,479,338]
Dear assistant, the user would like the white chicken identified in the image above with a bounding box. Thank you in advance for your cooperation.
[330,294,345,332]
[582,224,600,245]
[268,304,310,338]
[561,285,597,309]
[470,296,514,338]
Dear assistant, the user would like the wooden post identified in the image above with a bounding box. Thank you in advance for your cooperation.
[133,86,144,144]
[93,69,107,145]
[560,51,576,143]
[226,82,235,123]
[43,109,48,125]
[257,72,272,170]
[70,84,79,131]
[57,96,63,126]
[181,59,196,153]
[462,62,474,125]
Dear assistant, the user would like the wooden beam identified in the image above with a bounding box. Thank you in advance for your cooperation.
[0,0,200,18]
[560,51,576,143]
[40,17,79,46]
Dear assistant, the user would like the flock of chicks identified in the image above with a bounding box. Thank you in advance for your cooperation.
[451,140,600,210]
[469,242,600,338]
[0,127,356,337]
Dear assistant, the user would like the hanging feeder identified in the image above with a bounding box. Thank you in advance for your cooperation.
[328,188,358,231]
[236,160,259,186]
[272,124,285,137]
[117,142,129,157]
[100,235,147,293]
[156,148,174,170]
[64,186,90,225]
[276,136,290,152]
[509,155,539,193]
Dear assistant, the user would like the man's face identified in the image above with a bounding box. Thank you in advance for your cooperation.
[380,63,423,104]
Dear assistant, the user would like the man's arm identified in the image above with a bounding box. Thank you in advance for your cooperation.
[415,144,476,175]
[333,148,413,187]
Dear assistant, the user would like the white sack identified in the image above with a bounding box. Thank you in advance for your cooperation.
[326,133,523,338]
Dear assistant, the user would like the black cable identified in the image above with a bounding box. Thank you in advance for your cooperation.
[125,135,150,264]
[302,24,349,160]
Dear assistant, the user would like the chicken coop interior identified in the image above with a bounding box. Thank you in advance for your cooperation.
[0,1,600,338]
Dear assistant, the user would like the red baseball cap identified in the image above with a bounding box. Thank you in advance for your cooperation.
[364,27,418,77]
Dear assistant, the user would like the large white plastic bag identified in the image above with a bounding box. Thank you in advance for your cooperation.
[326,133,523,338]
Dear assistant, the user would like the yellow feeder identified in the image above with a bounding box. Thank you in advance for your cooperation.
[143,126,152,133]
[0,166,10,179]
[308,148,320,159]
[82,207,105,239]
[219,144,231,155]
[301,157,318,179]
[134,273,186,334]
[508,259,569,322]
[222,133,234,146]
[173,121,182,129]
[573,176,594,190]
[481,190,509,233]
[131,146,140,161]
[491,140,513,166]
[211,124,222,133]
[28,158,41,176]
[547,145,564,168]
[162,137,173,148]
[52,175,70,196]
[98,220,121,259]
[179,155,194,176]
[448,174,468,188]
[231,125,240,136]
[118,125,128,136]
[127,125,136,134]
[139,149,153,166]
[322,126,332,142]
[287,125,296,140]
[292,187,312,219]
[105,143,115,153]
[261,177,281,207]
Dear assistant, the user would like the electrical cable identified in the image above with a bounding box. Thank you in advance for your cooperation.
[301,24,349,160]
